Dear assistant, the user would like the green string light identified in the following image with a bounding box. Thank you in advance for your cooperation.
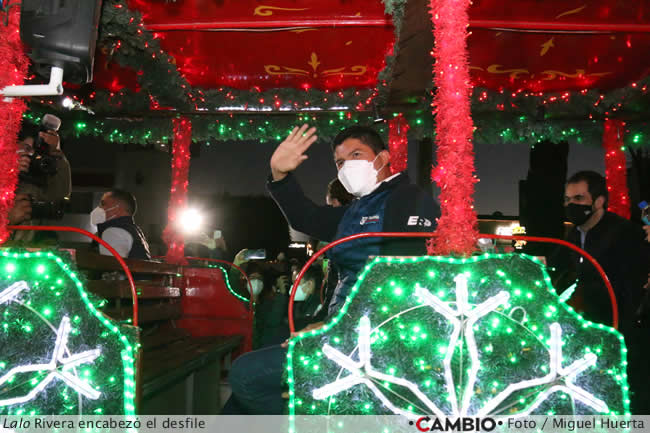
[207,264,249,304]
[0,250,137,418]
[287,253,630,419]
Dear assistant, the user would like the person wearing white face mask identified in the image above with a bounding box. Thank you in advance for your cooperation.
[92,189,151,260]
[222,125,440,416]
[290,265,325,329]
[268,124,440,318]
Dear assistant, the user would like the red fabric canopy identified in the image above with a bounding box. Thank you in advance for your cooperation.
[95,0,394,92]
[468,0,650,92]
[92,0,650,95]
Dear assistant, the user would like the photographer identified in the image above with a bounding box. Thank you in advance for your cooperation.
[10,115,71,243]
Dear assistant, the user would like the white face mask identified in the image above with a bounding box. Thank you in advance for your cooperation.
[249,279,263,296]
[90,205,118,226]
[337,155,383,197]
[90,207,106,225]
[293,282,311,302]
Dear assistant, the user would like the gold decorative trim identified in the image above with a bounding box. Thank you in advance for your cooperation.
[264,53,366,78]
[541,69,611,80]
[486,64,529,79]
[473,65,611,81]
[556,5,586,19]
[540,37,554,56]
[264,65,310,76]
[254,6,309,16]
[323,65,367,77]
[308,53,320,72]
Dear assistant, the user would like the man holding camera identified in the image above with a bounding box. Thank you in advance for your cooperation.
[9,115,71,243]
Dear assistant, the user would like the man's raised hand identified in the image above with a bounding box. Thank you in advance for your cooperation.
[270,124,318,181]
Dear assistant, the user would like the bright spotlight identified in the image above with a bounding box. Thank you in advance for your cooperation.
[62,97,75,109]
[178,208,203,234]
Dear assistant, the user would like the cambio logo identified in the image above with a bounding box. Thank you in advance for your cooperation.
[409,417,501,432]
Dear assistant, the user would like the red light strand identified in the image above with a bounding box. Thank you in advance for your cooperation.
[163,117,192,264]
[602,119,630,219]
[427,0,479,256]
[388,114,409,174]
[0,6,29,244]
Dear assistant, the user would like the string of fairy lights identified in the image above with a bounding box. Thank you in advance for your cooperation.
[286,254,630,422]
[21,0,650,148]
[0,250,138,419]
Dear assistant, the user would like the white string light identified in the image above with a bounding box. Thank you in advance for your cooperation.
[313,316,446,419]
[416,274,510,416]
[0,316,101,407]
[0,281,29,305]
[310,274,609,418]
[477,322,607,416]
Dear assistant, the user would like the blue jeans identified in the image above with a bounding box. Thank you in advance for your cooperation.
[222,344,286,414]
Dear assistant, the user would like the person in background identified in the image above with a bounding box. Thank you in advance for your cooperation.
[10,116,71,242]
[550,170,648,414]
[326,177,355,207]
[276,251,288,268]
[554,171,648,325]
[289,258,303,283]
[224,124,440,415]
[319,177,356,320]
[232,248,268,299]
[252,270,291,349]
[223,264,323,414]
[230,255,291,349]
[184,230,228,260]
[92,189,151,260]
[291,264,325,331]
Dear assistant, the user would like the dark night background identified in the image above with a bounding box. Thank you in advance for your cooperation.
[61,131,612,260]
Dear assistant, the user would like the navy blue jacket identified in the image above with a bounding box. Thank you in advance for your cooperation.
[268,172,440,314]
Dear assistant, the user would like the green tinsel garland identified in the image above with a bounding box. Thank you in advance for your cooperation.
[23,111,388,145]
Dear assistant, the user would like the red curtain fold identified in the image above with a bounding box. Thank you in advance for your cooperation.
[427,0,479,256]
[0,6,30,244]
[163,117,192,264]
[388,114,409,174]
[602,119,630,219]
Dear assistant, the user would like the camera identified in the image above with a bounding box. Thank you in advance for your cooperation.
[30,198,68,220]
[21,114,61,187]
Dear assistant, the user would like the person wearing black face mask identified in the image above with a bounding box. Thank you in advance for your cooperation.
[549,170,649,414]
[559,171,647,324]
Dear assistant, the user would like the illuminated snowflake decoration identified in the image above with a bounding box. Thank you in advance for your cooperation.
[0,315,101,406]
[287,254,630,419]
[0,251,138,416]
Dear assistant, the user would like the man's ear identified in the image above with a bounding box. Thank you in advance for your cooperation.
[594,195,606,210]
[379,149,391,167]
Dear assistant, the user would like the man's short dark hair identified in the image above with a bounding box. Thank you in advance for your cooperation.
[109,189,137,215]
[331,125,386,155]
[327,178,355,206]
[567,170,608,206]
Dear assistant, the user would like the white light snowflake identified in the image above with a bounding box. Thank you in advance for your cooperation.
[313,274,607,418]
[0,282,101,407]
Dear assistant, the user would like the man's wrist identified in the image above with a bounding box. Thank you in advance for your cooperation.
[271,168,288,182]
